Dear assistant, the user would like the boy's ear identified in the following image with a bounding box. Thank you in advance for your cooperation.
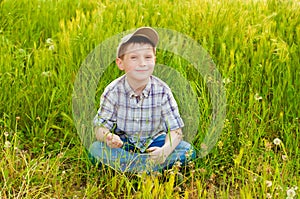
[116,58,124,70]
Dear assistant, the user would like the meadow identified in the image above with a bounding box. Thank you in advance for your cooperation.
[0,0,299,198]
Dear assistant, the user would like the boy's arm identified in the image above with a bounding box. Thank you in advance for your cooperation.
[94,126,110,142]
[147,128,183,164]
[94,126,123,148]
[164,128,183,156]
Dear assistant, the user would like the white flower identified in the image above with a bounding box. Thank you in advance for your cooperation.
[287,187,296,198]
[46,38,53,44]
[4,141,11,148]
[41,71,52,77]
[273,138,282,146]
[223,78,231,84]
[266,193,272,199]
[266,180,273,187]
[48,44,55,51]
[254,93,263,101]
[4,132,9,137]
[282,155,288,161]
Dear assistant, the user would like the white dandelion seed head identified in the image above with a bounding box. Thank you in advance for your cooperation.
[266,180,273,187]
[223,78,231,84]
[254,93,263,101]
[41,71,52,77]
[273,138,282,145]
[286,188,296,197]
[46,38,53,44]
[4,141,11,148]
[48,44,55,51]
[282,155,288,161]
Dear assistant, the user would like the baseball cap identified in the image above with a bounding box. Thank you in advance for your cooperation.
[116,27,159,58]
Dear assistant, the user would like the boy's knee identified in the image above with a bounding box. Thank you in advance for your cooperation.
[175,141,196,161]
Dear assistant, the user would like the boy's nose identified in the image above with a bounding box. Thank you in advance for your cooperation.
[139,58,146,66]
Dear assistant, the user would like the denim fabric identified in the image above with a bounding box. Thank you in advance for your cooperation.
[89,134,196,173]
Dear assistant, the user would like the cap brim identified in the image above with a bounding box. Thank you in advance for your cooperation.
[117,27,159,57]
[131,27,159,46]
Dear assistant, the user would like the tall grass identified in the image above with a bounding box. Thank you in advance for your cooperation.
[1,0,299,198]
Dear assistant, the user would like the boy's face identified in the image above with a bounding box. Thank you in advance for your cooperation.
[116,43,156,83]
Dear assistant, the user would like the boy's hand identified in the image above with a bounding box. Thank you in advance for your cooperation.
[146,146,170,164]
[95,127,123,148]
[105,133,123,148]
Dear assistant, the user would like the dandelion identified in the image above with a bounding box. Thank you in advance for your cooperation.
[4,141,11,148]
[254,93,263,101]
[286,188,296,198]
[282,155,288,161]
[286,186,297,199]
[46,38,53,44]
[48,44,55,51]
[41,71,52,77]
[266,180,272,187]
[273,138,282,146]
[223,78,231,84]
[253,176,257,182]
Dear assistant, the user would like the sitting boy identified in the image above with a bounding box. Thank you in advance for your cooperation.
[89,27,196,173]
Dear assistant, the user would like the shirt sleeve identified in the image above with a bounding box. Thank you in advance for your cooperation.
[161,88,184,131]
[93,88,117,130]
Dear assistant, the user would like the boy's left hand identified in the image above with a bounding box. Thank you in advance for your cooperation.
[146,146,170,164]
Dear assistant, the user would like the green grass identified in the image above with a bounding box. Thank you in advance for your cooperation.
[1,0,299,198]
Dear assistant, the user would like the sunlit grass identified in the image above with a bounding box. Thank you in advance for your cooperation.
[1,0,299,198]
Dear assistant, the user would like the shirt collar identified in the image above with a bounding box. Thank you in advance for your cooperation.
[124,76,152,98]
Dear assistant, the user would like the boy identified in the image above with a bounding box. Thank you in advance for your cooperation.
[89,27,196,173]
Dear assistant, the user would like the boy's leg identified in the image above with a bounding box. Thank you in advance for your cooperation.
[163,140,196,169]
[89,141,155,173]
[149,134,196,170]
[89,135,196,173]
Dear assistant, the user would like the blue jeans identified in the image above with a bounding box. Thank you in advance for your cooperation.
[88,134,196,173]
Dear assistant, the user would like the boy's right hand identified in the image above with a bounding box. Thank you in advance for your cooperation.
[105,133,123,148]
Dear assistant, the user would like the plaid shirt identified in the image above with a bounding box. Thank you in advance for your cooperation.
[94,75,184,152]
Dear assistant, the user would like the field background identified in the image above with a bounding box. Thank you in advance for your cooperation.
[0,0,299,198]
